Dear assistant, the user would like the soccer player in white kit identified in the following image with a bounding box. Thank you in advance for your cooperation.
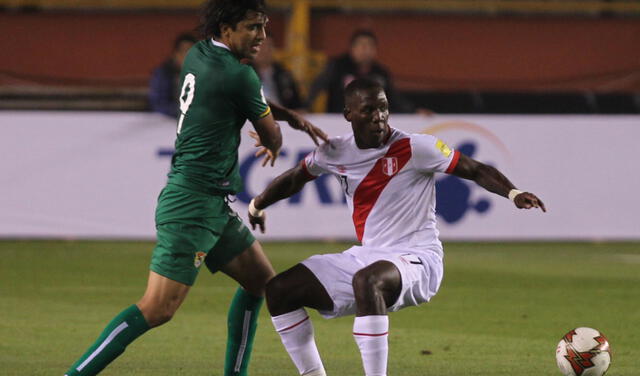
[247,78,546,376]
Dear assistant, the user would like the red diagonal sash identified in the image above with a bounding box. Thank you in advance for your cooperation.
[352,138,412,242]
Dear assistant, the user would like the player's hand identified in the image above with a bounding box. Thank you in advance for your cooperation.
[513,192,547,212]
[248,198,266,233]
[248,211,266,233]
[284,110,329,146]
[249,131,280,167]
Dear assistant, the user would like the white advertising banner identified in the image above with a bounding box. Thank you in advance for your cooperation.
[1,111,639,240]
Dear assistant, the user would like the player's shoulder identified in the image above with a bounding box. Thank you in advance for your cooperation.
[307,134,354,166]
[406,131,440,150]
[407,130,437,142]
[183,40,210,65]
[182,41,220,79]
[407,131,456,162]
[315,133,353,158]
[385,128,429,150]
[188,42,252,74]
[223,62,259,91]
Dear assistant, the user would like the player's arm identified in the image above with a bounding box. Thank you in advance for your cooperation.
[235,66,284,166]
[267,100,329,146]
[248,163,316,233]
[451,153,546,212]
[251,112,283,166]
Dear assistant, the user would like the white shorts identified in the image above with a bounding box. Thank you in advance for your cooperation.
[301,245,444,319]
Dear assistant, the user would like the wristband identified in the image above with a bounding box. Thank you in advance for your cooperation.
[508,189,524,202]
[249,198,265,217]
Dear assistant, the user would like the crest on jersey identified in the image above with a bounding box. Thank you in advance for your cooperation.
[382,157,398,176]
[194,251,206,268]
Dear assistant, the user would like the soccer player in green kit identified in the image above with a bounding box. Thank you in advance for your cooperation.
[63,1,328,375]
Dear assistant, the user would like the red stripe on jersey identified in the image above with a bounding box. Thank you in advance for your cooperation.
[445,150,461,174]
[352,138,412,242]
[300,158,317,180]
[353,332,389,337]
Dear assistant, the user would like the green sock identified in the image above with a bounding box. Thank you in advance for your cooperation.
[65,304,150,376]
[224,288,264,376]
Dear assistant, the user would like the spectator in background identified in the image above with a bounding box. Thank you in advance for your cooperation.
[251,36,303,110]
[148,33,198,117]
[306,29,415,113]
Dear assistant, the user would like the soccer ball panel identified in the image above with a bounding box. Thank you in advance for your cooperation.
[555,327,611,376]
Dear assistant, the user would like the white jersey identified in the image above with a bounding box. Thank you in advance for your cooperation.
[302,128,460,255]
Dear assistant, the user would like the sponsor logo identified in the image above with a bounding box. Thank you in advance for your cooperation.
[399,253,423,265]
[435,139,452,157]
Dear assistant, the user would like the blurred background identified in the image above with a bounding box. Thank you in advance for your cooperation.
[1,0,639,113]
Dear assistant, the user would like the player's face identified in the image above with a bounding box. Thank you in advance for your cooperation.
[346,88,390,149]
[223,11,268,61]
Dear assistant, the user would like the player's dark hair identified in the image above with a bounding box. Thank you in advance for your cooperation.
[173,32,198,50]
[344,78,384,102]
[350,29,377,46]
[200,0,267,39]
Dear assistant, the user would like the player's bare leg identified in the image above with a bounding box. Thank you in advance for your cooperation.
[222,240,275,297]
[219,240,275,376]
[64,271,190,376]
[351,261,402,376]
[266,264,333,315]
[352,261,401,317]
[266,264,333,376]
[137,271,191,327]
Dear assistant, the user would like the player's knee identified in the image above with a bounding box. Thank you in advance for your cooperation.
[352,269,383,296]
[244,268,276,297]
[154,310,175,327]
[265,274,287,304]
[266,273,302,314]
[138,300,178,327]
[145,306,176,327]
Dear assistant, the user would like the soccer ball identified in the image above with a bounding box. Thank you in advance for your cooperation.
[556,327,611,376]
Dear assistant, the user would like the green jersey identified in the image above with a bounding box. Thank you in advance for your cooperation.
[167,39,271,195]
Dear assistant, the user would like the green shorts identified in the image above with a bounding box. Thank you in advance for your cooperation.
[150,184,256,286]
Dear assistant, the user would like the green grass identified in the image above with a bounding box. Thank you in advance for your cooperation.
[1,240,639,375]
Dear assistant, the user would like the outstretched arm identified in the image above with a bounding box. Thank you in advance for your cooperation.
[451,153,546,212]
[248,163,316,233]
[268,100,329,146]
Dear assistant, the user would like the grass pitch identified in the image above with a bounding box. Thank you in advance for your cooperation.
[1,240,639,375]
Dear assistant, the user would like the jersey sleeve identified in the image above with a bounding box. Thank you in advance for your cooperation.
[411,134,460,174]
[232,67,271,122]
[301,143,332,178]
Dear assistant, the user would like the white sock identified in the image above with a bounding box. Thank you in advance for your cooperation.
[302,369,327,376]
[353,315,389,376]
[272,308,326,375]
